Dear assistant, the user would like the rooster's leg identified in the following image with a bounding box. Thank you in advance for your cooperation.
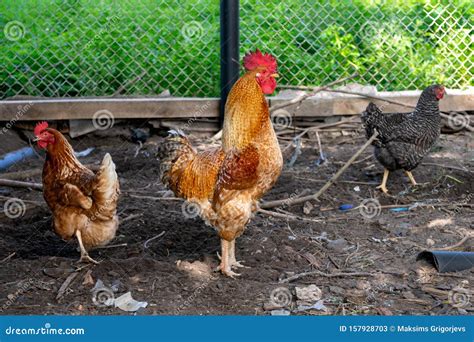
[216,239,240,278]
[75,230,99,265]
[405,171,417,186]
[228,240,249,269]
[376,168,389,194]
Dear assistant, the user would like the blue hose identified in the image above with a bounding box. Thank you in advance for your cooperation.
[0,147,36,171]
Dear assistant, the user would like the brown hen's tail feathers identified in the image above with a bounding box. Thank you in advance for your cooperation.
[92,153,119,218]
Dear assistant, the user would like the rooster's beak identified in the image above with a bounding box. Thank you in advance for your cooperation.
[32,137,40,142]
[271,73,279,78]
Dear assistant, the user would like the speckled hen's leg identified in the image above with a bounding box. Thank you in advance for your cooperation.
[75,230,99,265]
[228,239,249,269]
[405,171,417,186]
[376,169,389,194]
[216,239,240,278]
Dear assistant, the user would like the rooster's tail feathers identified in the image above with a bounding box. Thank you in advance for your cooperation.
[92,153,119,218]
[158,133,195,188]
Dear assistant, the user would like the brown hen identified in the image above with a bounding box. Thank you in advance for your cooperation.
[34,122,120,263]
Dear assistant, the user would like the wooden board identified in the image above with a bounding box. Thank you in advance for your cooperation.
[0,98,219,121]
[270,89,474,117]
[0,89,472,121]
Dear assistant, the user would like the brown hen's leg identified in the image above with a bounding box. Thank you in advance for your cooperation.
[75,230,99,264]
[216,239,240,278]
[405,171,417,186]
[228,239,249,269]
[376,169,389,194]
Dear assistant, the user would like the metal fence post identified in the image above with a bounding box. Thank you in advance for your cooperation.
[219,0,240,126]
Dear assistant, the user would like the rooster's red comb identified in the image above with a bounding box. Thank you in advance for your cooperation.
[243,49,277,73]
[34,121,49,136]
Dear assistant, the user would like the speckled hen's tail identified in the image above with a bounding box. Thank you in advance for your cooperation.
[157,130,196,189]
[361,102,383,145]
[92,153,120,219]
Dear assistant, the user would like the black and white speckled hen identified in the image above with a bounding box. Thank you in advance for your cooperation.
[361,84,445,193]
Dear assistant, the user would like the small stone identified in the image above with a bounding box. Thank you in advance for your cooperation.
[329,286,345,296]
[356,280,371,291]
[303,201,314,215]
[295,284,322,303]
[82,270,94,286]
[426,238,435,247]
[327,238,349,252]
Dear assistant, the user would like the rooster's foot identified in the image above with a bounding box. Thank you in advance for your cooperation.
[215,264,241,278]
[229,260,250,269]
[78,254,100,265]
[376,184,389,194]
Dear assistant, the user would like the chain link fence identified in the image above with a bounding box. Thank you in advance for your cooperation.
[1,0,472,99]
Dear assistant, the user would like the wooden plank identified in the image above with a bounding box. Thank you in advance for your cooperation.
[0,97,220,121]
[269,89,474,116]
[0,89,472,121]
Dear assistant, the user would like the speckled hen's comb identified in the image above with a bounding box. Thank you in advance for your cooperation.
[243,49,277,73]
[34,121,48,136]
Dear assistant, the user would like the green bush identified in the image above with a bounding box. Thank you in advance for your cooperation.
[0,0,472,98]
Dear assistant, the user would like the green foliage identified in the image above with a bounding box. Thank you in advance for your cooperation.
[0,0,472,98]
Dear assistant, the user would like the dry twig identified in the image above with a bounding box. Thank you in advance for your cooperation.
[280,270,374,283]
[0,179,43,191]
[270,73,359,114]
[261,131,379,209]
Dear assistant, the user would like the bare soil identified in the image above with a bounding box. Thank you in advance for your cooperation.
[0,128,472,315]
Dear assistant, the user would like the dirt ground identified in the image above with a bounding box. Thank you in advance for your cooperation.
[0,126,472,315]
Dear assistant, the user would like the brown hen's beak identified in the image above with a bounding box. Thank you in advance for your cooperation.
[271,73,279,78]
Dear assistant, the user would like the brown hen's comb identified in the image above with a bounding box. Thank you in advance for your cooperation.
[243,49,277,73]
[34,121,48,136]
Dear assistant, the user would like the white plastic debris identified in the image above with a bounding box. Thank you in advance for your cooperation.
[91,279,147,312]
[270,309,291,316]
[354,186,361,192]
[114,292,148,312]
[75,147,94,157]
[297,300,328,312]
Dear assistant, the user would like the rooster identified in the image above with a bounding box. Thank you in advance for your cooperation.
[361,84,445,193]
[158,49,283,277]
[34,122,120,263]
